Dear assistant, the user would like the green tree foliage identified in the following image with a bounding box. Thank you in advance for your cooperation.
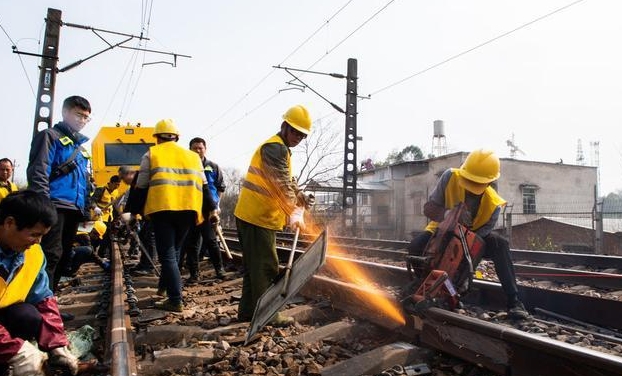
[374,145,424,167]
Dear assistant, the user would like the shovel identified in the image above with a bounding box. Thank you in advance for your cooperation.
[280,227,300,297]
[213,224,233,260]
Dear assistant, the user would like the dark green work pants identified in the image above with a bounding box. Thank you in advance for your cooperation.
[236,217,278,321]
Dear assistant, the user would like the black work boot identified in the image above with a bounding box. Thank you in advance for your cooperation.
[215,267,226,280]
[186,273,200,286]
[508,298,529,320]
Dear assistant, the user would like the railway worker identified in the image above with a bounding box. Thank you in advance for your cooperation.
[91,175,121,222]
[26,95,92,292]
[179,137,227,284]
[113,166,137,214]
[234,105,315,326]
[0,159,18,202]
[407,149,529,319]
[128,119,219,312]
[0,191,78,376]
[62,221,110,277]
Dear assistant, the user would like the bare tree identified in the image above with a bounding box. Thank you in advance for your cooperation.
[219,166,243,227]
[292,119,343,188]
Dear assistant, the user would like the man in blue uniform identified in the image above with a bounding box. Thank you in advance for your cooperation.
[27,96,92,291]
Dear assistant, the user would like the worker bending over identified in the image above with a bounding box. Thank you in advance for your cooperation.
[407,149,529,319]
[0,191,78,376]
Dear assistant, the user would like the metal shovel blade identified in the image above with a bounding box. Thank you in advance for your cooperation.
[245,229,327,344]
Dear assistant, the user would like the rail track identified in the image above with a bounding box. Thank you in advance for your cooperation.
[55,229,622,376]
[227,229,622,291]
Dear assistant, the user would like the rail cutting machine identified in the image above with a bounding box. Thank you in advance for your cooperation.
[402,203,485,314]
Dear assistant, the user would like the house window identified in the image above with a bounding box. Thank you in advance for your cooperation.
[521,185,537,214]
[360,193,369,206]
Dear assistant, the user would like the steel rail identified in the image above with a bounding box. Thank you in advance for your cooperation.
[108,242,137,376]
[297,274,622,376]
[224,229,622,271]
[223,235,622,331]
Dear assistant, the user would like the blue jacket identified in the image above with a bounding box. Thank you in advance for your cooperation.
[27,122,91,212]
[202,157,226,205]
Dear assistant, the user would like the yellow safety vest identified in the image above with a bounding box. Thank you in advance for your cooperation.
[95,187,118,222]
[234,134,293,230]
[0,182,18,202]
[425,168,506,233]
[143,142,204,224]
[0,245,44,308]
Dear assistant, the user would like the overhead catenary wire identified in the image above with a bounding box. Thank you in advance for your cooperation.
[208,0,396,140]
[123,0,155,120]
[305,0,396,72]
[0,21,36,98]
[368,0,587,97]
[203,0,355,135]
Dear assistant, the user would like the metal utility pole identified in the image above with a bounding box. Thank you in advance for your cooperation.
[14,7,190,140]
[594,186,603,254]
[32,8,61,137]
[273,58,360,236]
[342,58,358,235]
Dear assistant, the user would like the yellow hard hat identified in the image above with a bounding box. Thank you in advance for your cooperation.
[282,105,312,135]
[153,119,180,138]
[458,149,500,194]
[92,221,107,239]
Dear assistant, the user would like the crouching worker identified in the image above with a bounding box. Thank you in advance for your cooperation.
[407,149,529,320]
[0,191,78,376]
[63,221,110,277]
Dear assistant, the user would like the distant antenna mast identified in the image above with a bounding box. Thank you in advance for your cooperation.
[590,141,600,195]
[431,120,447,157]
[506,133,525,158]
[576,139,585,166]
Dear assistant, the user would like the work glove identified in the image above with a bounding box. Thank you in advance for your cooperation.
[296,191,316,210]
[119,213,138,228]
[8,341,48,376]
[289,207,305,231]
[49,346,79,376]
[208,209,220,225]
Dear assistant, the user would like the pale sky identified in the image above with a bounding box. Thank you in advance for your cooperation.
[1,0,620,195]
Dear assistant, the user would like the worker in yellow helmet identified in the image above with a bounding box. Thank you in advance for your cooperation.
[234,105,315,326]
[0,159,18,203]
[127,119,219,312]
[407,149,529,319]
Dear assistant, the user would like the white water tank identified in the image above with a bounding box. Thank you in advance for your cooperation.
[433,120,445,137]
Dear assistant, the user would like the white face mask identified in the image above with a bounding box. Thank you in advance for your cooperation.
[67,121,86,133]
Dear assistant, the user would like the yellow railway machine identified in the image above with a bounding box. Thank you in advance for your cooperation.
[90,123,155,188]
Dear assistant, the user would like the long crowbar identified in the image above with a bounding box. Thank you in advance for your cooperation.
[213,224,233,260]
[128,227,161,277]
[280,227,300,297]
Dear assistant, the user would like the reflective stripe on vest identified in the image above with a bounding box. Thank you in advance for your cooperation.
[234,134,292,230]
[0,245,44,308]
[144,142,204,224]
[425,168,506,233]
